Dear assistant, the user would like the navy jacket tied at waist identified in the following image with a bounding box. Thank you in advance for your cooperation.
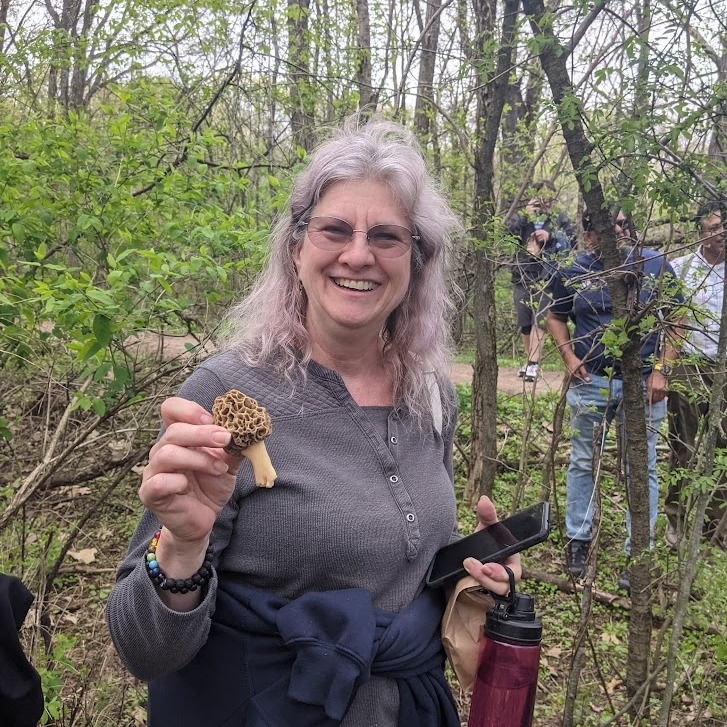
[148,576,460,727]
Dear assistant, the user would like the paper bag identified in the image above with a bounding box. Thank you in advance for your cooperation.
[440,576,495,694]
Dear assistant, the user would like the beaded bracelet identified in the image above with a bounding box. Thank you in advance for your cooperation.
[145,529,213,594]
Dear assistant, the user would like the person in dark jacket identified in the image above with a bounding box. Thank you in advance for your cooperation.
[107,116,521,727]
[506,181,575,382]
[0,573,44,727]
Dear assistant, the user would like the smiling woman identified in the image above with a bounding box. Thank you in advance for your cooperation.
[106,115,523,727]
[292,179,414,369]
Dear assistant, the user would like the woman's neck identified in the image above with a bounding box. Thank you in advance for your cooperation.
[312,338,385,376]
[310,335,396,406]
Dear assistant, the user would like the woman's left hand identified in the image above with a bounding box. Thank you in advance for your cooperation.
[462,496,522,596]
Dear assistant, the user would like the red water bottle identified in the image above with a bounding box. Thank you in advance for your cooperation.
[467,590,542,727]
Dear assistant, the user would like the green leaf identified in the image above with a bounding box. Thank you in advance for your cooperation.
[92,313,112,347]
[11,223,25,242]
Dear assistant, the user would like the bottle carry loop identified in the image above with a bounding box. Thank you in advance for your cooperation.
[488,565,517,610]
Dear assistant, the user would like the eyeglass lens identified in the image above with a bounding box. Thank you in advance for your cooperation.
[305,216,414,258]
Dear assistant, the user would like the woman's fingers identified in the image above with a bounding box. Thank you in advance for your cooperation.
[463,556,522,596]
[145,441,230,479]
[140,471,194,505]
[474,495,498,531]
[160,396,215,427]
[150,421,231,457]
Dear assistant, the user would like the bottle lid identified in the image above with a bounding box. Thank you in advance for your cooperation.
[486,592,543,645]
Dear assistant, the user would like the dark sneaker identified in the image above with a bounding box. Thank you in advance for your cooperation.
[618,568,630,593]
[567,539,590,578]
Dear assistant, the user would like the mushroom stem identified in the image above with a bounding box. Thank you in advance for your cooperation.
[244,440,277,488]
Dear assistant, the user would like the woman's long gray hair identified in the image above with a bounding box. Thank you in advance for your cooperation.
[221,115,463,424]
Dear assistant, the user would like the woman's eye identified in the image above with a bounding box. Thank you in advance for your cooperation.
[322,225,351,238]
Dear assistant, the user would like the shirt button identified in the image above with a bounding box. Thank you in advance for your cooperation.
[406,513,415,522]
[389,475,399,483]
[390,436,398,445]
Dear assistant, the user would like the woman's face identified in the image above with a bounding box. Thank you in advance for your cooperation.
[293,179,413,344]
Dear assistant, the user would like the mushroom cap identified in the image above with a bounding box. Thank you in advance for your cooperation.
[212,390,272,456]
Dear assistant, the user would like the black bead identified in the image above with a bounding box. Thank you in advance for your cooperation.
[145,535,214,592]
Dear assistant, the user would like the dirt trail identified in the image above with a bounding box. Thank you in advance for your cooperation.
[130,333,564,395]
[449,362,564,395]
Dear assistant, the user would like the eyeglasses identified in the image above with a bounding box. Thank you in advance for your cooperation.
[303,216,419,259]
[701,223,724,236]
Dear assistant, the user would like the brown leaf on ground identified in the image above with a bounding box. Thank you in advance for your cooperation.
[68,548,97,564]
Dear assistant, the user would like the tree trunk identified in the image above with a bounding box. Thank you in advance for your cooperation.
[43,0,99,111]
[466,0,519,503]
[620,340,653,712]
[287,0,315,150]
[706,46,727,169]
[354,0,373,112]
[413,0,442,141]
[0,0,10,55]
[521,0,656,713]
[500,63,544,193]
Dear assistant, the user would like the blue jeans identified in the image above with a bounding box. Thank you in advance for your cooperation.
[565,373,666,554]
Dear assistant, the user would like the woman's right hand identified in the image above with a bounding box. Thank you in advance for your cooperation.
[139,397,242,546]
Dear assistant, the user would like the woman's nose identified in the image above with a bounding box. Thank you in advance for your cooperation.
[340,230,376,263]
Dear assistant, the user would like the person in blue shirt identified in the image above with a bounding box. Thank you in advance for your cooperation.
[547,208,682,592]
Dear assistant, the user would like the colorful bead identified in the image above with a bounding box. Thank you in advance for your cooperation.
[144,527,213,593]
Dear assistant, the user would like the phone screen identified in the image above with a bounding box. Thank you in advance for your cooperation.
[426,501,549,588]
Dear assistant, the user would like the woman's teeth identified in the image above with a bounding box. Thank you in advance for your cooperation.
[334,278,377,291]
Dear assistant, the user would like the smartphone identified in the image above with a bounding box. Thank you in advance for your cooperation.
[425,501,550,589]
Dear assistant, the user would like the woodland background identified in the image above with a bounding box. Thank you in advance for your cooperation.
[1,0,726,725]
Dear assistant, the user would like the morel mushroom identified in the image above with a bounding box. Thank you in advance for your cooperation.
[212,390,277,488]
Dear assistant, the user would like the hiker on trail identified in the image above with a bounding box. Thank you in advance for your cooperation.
[506,180,575,383]
[547,207,682,593]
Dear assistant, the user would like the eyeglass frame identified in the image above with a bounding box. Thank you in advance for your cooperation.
[298,215,421,258]
[700,222,724,237]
